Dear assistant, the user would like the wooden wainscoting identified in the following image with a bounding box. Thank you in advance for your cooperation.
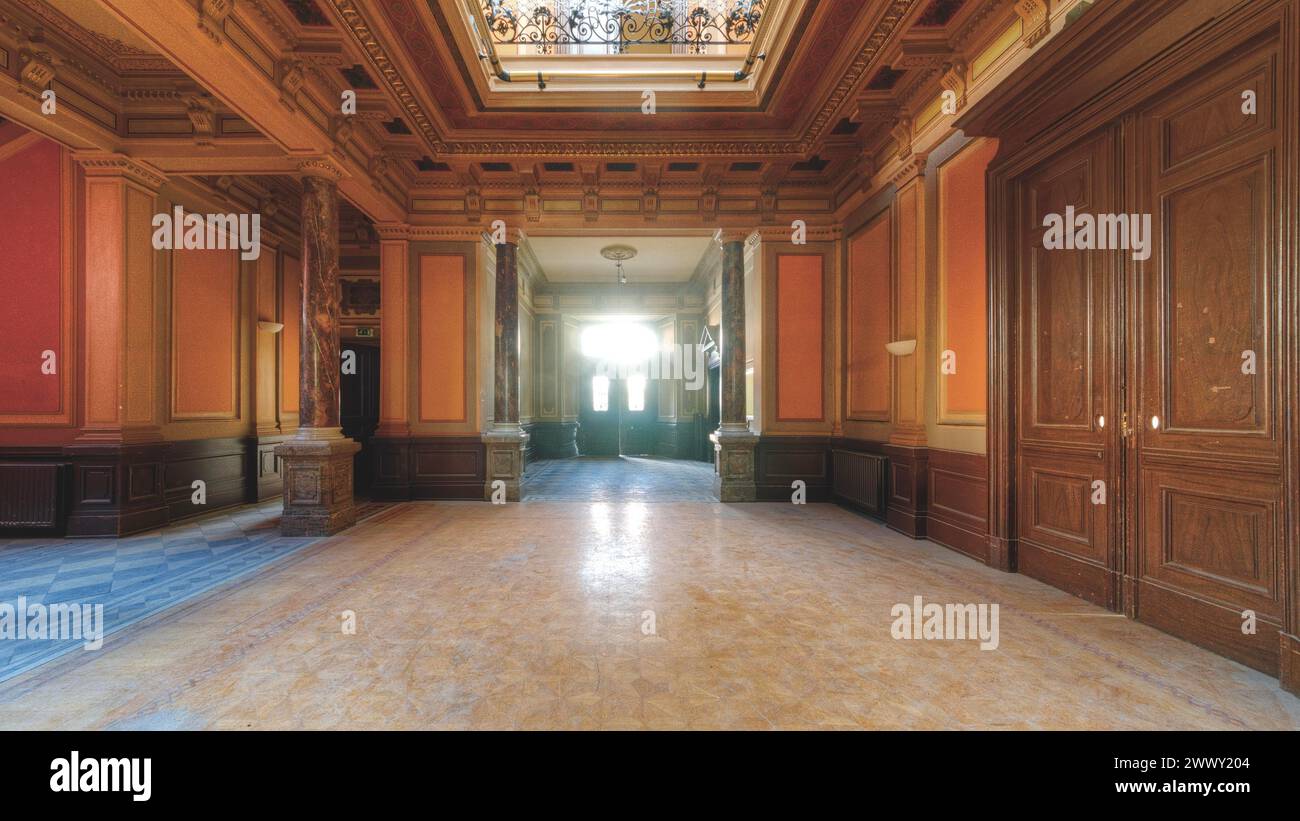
[371,436,486,500]
[755,436,832,501]
[163,438,251,522]
[925,449,990,564]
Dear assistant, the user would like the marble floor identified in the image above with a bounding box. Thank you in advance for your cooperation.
[523,456,717,501]
[0,499,1297,730]
[0,500,319,682]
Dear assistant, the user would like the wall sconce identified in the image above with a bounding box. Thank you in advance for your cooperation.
[258,321,285,334]
[885,339,917,356]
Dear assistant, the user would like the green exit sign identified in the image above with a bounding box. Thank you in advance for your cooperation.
[355,327,375,338]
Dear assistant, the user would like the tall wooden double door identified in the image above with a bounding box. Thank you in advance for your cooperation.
[1005,22,1292,674]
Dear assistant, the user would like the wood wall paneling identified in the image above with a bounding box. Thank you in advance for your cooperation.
[846,213,892,422]
[417,253,468,424]
[937,137,998,423]
[171,248,240,420]
[0,138,69,424]
[775,254,825,421]
[975,0,1296,684]
[1130,30,1288,674]
[926,449,991,562]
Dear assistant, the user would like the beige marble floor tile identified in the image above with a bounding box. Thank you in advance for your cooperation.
[1,500,1297,730]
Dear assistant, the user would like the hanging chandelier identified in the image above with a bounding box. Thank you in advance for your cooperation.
[600,244,637,285]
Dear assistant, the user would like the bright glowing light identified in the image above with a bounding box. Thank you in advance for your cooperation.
[627,375,646,411]
[581,321,658,363]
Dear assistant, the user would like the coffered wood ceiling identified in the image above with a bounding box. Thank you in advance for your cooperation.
[351,0,919,149]
[0,0,1023,224]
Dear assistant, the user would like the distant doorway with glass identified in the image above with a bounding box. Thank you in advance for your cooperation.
[577,320,659,456]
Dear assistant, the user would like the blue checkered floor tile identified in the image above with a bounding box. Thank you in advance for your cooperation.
[0,500,318,682]
[523,456,717,502]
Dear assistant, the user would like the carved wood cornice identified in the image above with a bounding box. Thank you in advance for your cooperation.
[197,0,235,46]
[1013,0,1051,48]
[888,151,928,187]
[73,151,168,190]
[796,0,918,153]
[331,0,921,159]
[297,156,346,181]
[333,0,447,155]
[713,228,752,246]
[404,225,496,242]
[940,59,969,113]
[11,0,176,74]
[242,0,298,50]
[373,222,411,241]
[749,223,842,243]
[952,0,1011,51]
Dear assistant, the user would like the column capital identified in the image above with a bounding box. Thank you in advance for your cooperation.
[713,227,751,246]
[72,152,167,190]
[890,152,929,188]
[296,156,346,182]
[489,225,527,247]
[374,222,412,241]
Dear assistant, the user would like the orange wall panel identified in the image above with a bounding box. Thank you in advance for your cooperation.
[0,139,63,416]
[172,248,239,418]
[776,254,824,421]
[418,254,467,423]
[939,138,998,418]
[847,214,892,420]
[281,253,301,415]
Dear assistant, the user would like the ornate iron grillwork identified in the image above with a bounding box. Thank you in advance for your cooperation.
[480,1,765,52]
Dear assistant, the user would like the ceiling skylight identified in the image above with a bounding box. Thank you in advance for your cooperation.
[479,0,765,56]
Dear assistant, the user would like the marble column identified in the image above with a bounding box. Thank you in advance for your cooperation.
[483,231,529,501]
[710,229,758,502]
[494,240,520,425]
[275,164,361,535]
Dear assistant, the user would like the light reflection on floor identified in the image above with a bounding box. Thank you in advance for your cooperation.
[1,499,1296,730]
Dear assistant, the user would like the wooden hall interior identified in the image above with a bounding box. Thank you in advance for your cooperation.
[0,0,1297,729]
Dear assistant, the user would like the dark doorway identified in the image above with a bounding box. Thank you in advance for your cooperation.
[576,366,660,456]
[578,358,621,456]
[701,363,720,461]
[340,341,379,496]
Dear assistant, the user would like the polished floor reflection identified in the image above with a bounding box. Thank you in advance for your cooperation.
[524,456,716,501]
[0,500,1296,730]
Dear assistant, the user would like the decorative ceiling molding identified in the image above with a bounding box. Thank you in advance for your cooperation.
[331,0,922,159]
[73,151,169,189]
[1013,0,1050,47]
[13,0,176,73]
[297,155,347,180]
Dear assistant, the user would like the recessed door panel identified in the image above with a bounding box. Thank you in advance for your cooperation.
[1158,160,1272,441]
[1132,37,1285,673]
[1018,449,1107,564]
[1014,130,1120,605]
[1140,467,1281,617]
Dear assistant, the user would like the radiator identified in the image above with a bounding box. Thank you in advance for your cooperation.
[0,463,63,530]
[831,449,886,514]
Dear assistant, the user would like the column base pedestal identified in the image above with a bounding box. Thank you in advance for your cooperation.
[711,426,758,502]
[483,426,530,502]
[274,431,361,536]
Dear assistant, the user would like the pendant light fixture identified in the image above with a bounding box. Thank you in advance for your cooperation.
[600,244,637,285]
